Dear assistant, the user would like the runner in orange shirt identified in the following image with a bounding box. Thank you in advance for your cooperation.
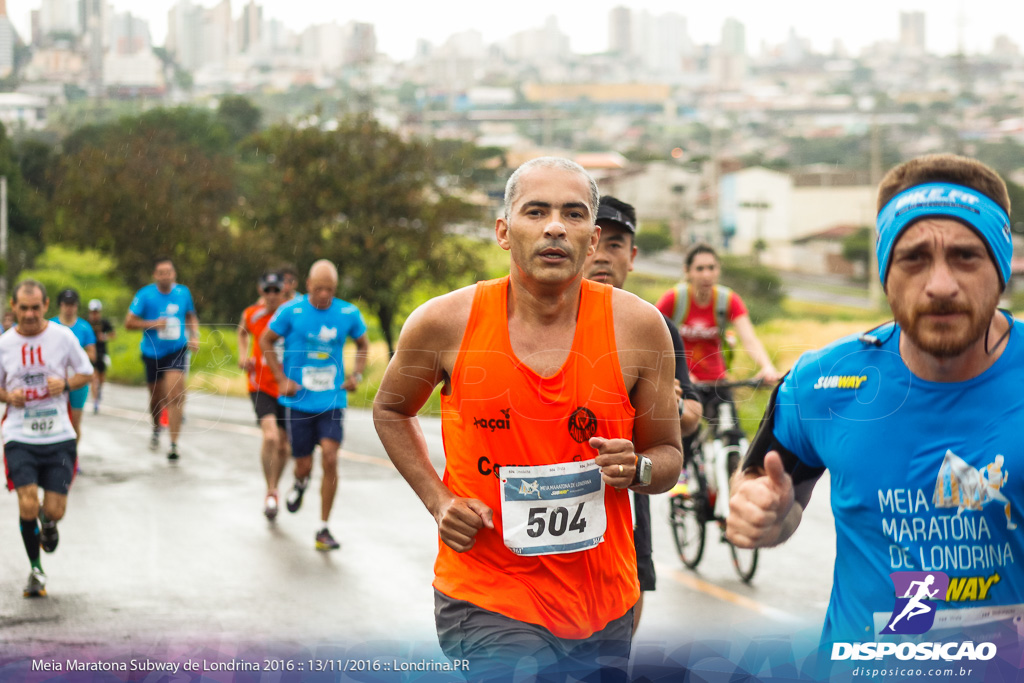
[374,157,682,681]
[238,272,290,520]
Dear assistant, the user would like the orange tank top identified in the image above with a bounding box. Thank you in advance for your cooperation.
[242,303,281,397]
[434,276,638,639]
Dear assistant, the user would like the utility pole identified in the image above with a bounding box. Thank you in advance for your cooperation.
[1,175,7,314]
[869,118,883,308]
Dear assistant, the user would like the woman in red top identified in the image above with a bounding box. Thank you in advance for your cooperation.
[656,244,783,427]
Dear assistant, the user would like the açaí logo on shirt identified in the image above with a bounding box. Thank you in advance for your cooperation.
[473,408,511,432]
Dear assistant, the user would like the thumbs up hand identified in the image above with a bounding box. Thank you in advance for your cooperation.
[725,451,796,549]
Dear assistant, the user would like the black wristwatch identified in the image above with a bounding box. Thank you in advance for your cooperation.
[64,379,70,394]
[632,455,653,487]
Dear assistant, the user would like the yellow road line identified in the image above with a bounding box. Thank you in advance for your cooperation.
[666,568,802,623]
[98,405,396,470]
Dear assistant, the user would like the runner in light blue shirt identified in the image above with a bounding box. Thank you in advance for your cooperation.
[261,260,369,552]
[728,155,1024,650]
[125,257,199,461]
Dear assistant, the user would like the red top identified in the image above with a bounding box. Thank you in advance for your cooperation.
[655,286,747,381]
[241,303,281,397]
[435,276,638,639]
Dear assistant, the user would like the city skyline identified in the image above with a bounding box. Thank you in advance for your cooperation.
[8,0,1024,60]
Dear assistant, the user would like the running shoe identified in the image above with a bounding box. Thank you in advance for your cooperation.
[264,493,279,521]
[167,445,179,461]
[23,567,46,598]
[315,528,341,551]
[149,429,160,451]
[39,521,59,553]
[286,478,309,513]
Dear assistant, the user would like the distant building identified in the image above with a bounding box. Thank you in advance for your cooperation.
[167,0,204,72]
[899,11,926,56]
[0,0,15,79]
[503,16,569,66]
[342,21,376,65]
[39,0,80,38]
[714,18,748,87]
[300,22,344,72]
[719,166,874,272]
[104,49,165,96]
[237,0,261,54]
[0,93,48,130]
[108,11,151,55]
[607,6,631,56]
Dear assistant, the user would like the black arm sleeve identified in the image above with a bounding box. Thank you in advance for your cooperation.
[663,314,699,403]
[742,379,825,486]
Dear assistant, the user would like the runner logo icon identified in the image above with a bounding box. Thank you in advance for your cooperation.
[881,571,949,635]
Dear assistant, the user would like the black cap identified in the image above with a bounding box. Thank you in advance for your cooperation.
[57,288,79,305]
[259,272,283,291]
[596,202,636,233]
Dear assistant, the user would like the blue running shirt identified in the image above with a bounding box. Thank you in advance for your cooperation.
[50,317,97,349]
[129,284,195,359]
[773,315,1024,643]
[268,297,367,412]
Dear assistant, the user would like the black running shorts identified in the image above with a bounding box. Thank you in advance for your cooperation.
[4,440,77,494]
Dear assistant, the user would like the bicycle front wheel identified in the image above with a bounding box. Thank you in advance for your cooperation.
[729,542,759,583]
[669,458,706,569]
[726,442,758,583]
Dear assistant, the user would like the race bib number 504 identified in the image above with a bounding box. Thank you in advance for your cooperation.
[500,460,606,556]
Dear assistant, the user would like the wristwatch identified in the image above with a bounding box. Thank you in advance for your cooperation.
[632,455,653,487]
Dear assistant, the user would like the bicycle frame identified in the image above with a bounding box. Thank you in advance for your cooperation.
[669,379,764,583]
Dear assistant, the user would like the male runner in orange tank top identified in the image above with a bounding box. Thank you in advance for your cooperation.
[374,157,682,681]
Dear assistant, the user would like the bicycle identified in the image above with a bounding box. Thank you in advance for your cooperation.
[668,378,766,583]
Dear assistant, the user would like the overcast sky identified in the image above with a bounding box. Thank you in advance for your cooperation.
[10,1,1016,60]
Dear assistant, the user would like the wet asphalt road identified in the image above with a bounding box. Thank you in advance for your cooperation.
[0,383,836,677]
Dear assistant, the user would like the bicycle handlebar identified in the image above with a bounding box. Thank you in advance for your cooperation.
[692,379,773,390]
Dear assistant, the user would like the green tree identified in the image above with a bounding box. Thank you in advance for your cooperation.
[239,115,485,353]
[217,95,262,144]
[841,226,873,274]
[1007,180,1024,234]
[0,123,47,279]
[49,108,240,319]
[719,256,785,324]
[16,246,134,318]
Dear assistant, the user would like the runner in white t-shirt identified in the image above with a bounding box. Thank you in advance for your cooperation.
[1,280,93,598]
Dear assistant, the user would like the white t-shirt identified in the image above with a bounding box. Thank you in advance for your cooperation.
[0,322,94,445]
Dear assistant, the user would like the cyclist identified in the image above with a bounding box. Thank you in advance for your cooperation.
[656,244,782,456]
[585,194,702,637]
[728,154,1024,644]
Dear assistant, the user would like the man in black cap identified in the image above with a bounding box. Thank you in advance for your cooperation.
[238,272,291,520]
[50,288,97,442]
[584,194,703,636]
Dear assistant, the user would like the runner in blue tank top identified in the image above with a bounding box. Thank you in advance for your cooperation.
[261,259,369,552]
[728,155,1024,646]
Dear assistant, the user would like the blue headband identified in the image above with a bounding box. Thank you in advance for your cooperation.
[876,182,1012,288]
